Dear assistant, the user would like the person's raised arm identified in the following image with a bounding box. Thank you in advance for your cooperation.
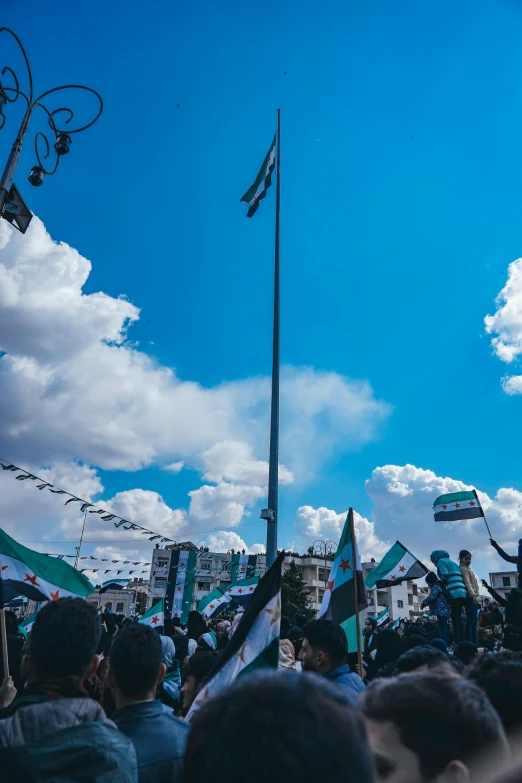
[490,539,518,564]
[481,579,507,607]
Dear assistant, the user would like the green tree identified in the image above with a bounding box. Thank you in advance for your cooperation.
[281,560,316,626]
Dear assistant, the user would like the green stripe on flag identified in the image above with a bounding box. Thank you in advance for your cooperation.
[240,136,276,206]
[365,542,407,589]
[433,490,476,507]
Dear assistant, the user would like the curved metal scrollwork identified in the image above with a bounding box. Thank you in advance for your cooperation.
[0,27,102,186]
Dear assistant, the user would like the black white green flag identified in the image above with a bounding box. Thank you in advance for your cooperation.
[18,613,37,637]
[240,135,276,217]
[433,490,484,522]
[139,599,164,628]
[365,541,428,589]
[0,527,93,603]
[198,586,231,619]
[186,552,283,723]
[165,550,197,623]
[376,606,390,627]
[231,553,258,580]
[319,512,368,638]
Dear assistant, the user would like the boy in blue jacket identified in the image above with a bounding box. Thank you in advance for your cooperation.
[430,550,467,645]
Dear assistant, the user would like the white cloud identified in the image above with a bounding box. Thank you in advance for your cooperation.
[501,374,522,395]
[485,258,522,363]
[0,217,390,478]
[201,440,293,486]
[293,505,389,562]
[202,530,265,554]
[163,461,184,474]
[188,482,265,527]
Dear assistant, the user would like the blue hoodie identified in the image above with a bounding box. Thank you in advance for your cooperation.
[430,550,467,601]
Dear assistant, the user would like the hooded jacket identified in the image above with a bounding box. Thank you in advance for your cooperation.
[430,550,467,601]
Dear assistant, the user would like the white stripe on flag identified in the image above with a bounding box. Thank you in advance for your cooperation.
[379,551,417,583]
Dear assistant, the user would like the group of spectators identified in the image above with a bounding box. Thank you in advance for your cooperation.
[1,598,522,781]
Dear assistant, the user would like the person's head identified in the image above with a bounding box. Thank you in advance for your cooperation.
[363,670,508,783]
[459,550,472,567]
[454,641,478,666]
[25,598,101,682]
[502,624,521,652]
[394,646,449,675]
[365,617,378,634]
[466,651,522,737]
[280,615,291,640]
[185,671,376,783]
[197,631,218,651]
[401,634,428,652]
[180,650,219,715]
[109,623,165,705]
[425,572,438,587]
[187,610,207,640]
[375,630,402,667]
[300,619,347,675]
[4,610,18,636]
[430,638,448,654]
[287,626,303,658]
[215,621,227,638]
[172,616,182,628]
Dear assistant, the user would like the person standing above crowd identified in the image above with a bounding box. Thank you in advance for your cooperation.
[430,550,467,645]
[363,617,378,666]
[490,538,522,588]
[459,549,481,645]
[299,619,365,705]
[421,572,451,642]
[109,623,188,782]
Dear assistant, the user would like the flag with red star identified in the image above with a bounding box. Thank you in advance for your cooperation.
[318,512,368,633]
[0,526,93,603]
[365,541,428,589]
[186,552,284,724]
[139,598,164,628]
[240,134,276,217]
[165,549,197,623]
[198,576,259,619]
[433,490,484,522]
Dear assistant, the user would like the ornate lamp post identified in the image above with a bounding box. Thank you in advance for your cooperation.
[0,28,103,233]
[311,539,336,587]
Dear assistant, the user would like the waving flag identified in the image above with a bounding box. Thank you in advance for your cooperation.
[433,490,484,522]
[225,575,259,607]
[18,613,37,637]
[139,599,164,628]
[186,552,283,723]
[0,527,93,603]
[231,553,258,581]
[199,587,231,619]
[240,135,276,217]
[365,541,428,589]
[319,513,367,626]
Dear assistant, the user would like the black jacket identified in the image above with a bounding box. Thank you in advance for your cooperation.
[112,699,189,783]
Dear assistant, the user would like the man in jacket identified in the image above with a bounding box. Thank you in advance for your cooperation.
[110,622,188,782]
[299,619,365,706]
[430,550,467,645]
[0,597,137,782]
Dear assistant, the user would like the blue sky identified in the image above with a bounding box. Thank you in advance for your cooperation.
[2,1,522,575]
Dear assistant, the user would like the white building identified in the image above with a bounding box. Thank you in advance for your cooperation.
[362,560,429,622]
[489,570,518,602]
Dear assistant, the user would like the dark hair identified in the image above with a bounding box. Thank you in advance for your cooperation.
[401,634,428,652]
[394,645,449,674]
[374,630,402,669]
[185,671,375,783]
[110,623,162,697]
[425,572,438,586]
[459,550,471,560]
[303,619,348,665]
[454,641,478,666]
[184,650,219,684]
[30,598,101,680]
[363,670,508,779]
[466,651,522,734]
[280,616,291,640]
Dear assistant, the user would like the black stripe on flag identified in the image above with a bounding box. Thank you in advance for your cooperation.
[434,507,484,522]
[328,570,367,626]
[205,552,284,682]
[375,560,429,589]
[246,166,275,217]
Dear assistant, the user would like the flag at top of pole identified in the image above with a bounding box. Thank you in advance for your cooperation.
[433,490,484,522]
[240,134,276,217]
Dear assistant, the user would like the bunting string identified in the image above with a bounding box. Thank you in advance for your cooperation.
[0,457,177,544]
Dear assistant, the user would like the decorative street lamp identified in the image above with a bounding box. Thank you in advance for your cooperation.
[0,28,103,234]
[311,539,336,587]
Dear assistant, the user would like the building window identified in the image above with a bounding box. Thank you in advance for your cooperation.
[116,602,124,614]
[197,582,210,591]
[154,577,167,589]
[412,584,418,595]
[408,595,414,606]
[397,600,404,608]
[367,591,373,602]
[200,562,211,570]
[502,576,511,587]
[156,558,169,568]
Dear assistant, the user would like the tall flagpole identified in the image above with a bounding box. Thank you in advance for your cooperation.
[265,108,281,568]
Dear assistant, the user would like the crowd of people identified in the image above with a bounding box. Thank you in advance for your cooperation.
[0,541,522,780]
